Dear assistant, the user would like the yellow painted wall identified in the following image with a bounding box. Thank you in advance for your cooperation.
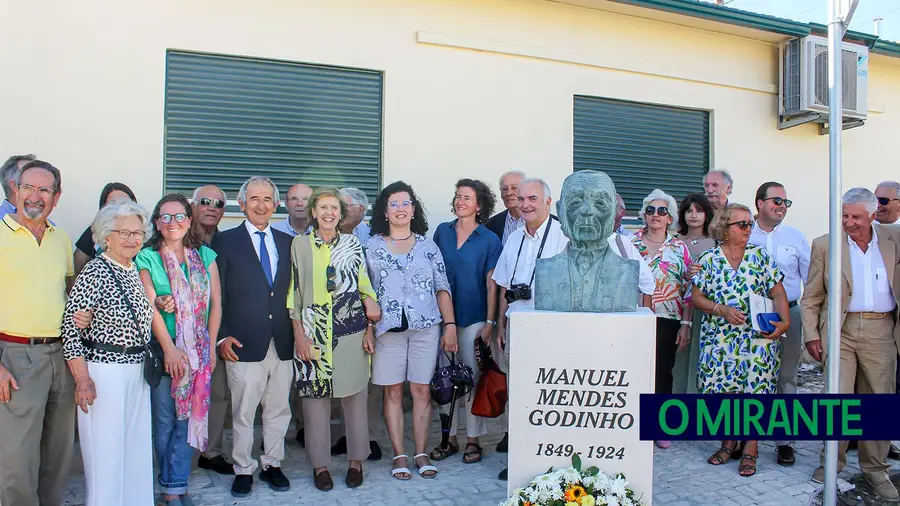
[1,0,897,240]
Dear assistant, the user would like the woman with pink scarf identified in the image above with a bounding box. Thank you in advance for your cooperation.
[136,193,222,506]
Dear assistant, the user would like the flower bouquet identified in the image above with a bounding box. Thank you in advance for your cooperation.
[499,454,645,506]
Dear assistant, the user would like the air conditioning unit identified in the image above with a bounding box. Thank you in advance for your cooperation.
[779,35,868,122]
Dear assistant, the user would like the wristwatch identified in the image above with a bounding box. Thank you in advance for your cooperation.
[486,320,497,326]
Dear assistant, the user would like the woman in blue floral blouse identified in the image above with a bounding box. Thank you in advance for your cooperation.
[691,203,790,477]
[365,181,458,481]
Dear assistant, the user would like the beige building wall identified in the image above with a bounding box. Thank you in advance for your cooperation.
[1,0,898,240]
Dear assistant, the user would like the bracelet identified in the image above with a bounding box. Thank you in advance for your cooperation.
[680,320,692,327]
[444,322,457,327]
[713,304,720,315]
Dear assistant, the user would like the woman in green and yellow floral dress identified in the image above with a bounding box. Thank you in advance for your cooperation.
[691,203,790,477]
[289,187,380,491]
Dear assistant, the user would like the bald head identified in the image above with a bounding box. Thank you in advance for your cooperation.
[192,185,227,228]
[285,183,313,221]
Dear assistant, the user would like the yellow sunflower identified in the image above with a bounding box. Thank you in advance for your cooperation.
[564,485,588,503]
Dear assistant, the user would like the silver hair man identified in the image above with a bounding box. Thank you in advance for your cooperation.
[1,153,37,200]
[842,187,878,215]
[238,176,280,206]
[874,181,900,224]
[339,187,369,210]
[703,169,733,210]
[193,186,227,202]
[521,177,551,200]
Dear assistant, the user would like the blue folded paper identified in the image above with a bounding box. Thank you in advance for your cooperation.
[756,312,781,334]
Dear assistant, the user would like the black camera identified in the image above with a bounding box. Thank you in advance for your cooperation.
[505,283,532,303]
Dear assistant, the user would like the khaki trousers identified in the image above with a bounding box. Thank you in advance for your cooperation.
[227,339,293,475]
[0,341,75,506]
[334,383,381,443]
[303,389,370,468]
[202,361,231,459]
[820,315,896,479]
[775,305,804,446]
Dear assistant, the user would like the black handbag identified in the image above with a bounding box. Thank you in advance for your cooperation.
[99,257,162,388]
[430,351,475,406]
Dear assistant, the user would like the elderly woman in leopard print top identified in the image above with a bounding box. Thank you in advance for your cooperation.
[61,201,155,506]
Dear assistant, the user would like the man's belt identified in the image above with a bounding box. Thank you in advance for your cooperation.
[846,311,891,320]
[0,333,61,345]
[81,339,145,355]
[788,300,798,308]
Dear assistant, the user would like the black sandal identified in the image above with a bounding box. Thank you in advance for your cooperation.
[739,453,758,477]
[463,443,483,464]
[429,441,459,461]
[708,443,737,465]
[731,441,745,460]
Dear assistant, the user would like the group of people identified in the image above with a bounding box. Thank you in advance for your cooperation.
[2,150,900,505]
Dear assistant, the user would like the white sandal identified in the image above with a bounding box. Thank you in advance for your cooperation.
[414,453,438,478]
[391,454,411,480]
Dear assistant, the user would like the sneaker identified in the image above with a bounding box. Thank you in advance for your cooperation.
[259,466,291,492]
[655,440,671,449]
[890,444,900,460]
[198,455,235,475]
[498,468,508,481]
[368,440,383,461]
[497,433,508,453]
[331,436,348,456]
[230,475,253,498]
[865,474,900,501]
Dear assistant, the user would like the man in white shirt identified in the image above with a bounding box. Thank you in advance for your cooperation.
[339,187,372,246]
[875,181,900,225]
[749,182,810,467]
[801,187,900,500]
[272,183,313,237]
[607,232,654,307]
[614,193,634,237]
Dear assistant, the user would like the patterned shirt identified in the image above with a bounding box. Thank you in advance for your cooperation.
[632,230,693,320]
[502,212,524,245]
[365,234,451,337]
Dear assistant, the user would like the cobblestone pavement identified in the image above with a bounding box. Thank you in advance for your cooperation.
[61,366,899,505]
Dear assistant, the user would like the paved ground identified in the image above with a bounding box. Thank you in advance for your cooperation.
[61,365,899,505]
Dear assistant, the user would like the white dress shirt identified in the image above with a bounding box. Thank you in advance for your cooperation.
[272,218,312,238]
[245,221,279,278]
[607,233,655,296]
[749,221,810,303]
[492,216,568,317]
[847,230,895,313]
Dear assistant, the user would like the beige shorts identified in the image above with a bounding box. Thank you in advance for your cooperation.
[372,325,441,385]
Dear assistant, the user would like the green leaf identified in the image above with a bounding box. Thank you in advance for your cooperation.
[572,452,582,471]
[585,466,600,476]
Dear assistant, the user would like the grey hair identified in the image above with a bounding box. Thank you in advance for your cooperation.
[616,193,625,208]
[1,154,36,198]
[521,178,552,200]
[499,170,526,188]
[237,176,280,205]
[91,200,152,248]
[17,160,61,193]
[877,181,900,199]
[705,169,734,188]
[340,187,369,210]
[842,187,878,215]
[640,189,679,231]
[192,185,227,202]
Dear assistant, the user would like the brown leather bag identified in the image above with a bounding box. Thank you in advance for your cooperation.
[471,336,508,418]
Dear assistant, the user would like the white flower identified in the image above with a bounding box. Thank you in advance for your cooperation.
[583,472,613,492]
[552,467,583,485]
[499,488,526,506]
[609,476,629,498]
[602,494,620,506]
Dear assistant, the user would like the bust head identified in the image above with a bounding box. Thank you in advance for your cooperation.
[557,170,615,249]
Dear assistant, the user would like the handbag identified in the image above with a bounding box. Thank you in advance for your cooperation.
[430,351,474,406]
[471,336,508,418]
[99,257,162,388]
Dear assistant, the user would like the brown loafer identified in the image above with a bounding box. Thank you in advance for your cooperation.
[314,469,334,491]
[346,465,364,489]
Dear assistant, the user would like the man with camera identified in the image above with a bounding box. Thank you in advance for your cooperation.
[491,178,569,481]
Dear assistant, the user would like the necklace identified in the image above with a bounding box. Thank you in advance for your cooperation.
[389,232,413,242]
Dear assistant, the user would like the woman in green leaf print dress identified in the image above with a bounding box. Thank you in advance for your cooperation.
[691,203,791,478]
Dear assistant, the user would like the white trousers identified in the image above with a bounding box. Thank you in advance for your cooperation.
[78,362,153,506]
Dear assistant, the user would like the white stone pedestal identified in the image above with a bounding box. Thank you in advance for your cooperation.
[507,308,656,505]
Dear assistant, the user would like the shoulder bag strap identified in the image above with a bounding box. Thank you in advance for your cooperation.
[98,257,149,350]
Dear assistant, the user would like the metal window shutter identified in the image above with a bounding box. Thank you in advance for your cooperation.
[164,51,383,204]
[573,96,710,214]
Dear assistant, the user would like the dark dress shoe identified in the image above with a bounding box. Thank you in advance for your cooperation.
[497,433,509,453]
[331,436,348,456]
[259,466,290,492]
[498,468,508,481]
[231,475,253,498]
[295,428,305,448]
[889,444,900,459]
[848,440,859,450]
[776,445,796,466]
[368,440,383,461]
[346,466,364,488]
[314,469,334,491]
[198,455,234,475]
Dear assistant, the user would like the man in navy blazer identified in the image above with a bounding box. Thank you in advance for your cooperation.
[485,170,526,245]
[212,176,295,498]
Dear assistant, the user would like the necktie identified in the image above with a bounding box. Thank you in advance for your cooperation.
[256,231,273,287]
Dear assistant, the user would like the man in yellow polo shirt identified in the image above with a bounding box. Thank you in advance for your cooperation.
[0,160,76,506]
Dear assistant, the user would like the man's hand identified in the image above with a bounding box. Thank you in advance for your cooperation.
[73,310,94,329]
[478,322,494,346]
[806,339,823,362]
[441,325,458,353]
[75,376,97,414]
[496,324,506,351]
[156,295,175,314]
[0,364,19,403]
[676,324,692,352]
[218,337,242,362]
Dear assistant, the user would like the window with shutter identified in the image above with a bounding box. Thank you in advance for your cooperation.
[163,50,383,206]
[573,95,710,216]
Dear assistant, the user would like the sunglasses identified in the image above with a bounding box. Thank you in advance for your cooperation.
[644,206,669,217]
[760,196,793,208]
[159,213,188,224]
[878,197,899,206]
[198,197,225,209]
[326,265,336,293]
[728,220,753,230]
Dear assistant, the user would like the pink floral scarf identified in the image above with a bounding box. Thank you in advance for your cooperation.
[161,246,212,452]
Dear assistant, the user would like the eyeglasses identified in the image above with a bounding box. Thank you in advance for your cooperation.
[326,265,337,293]
[159,213,188,224]
[287,196,310,204]
[878,197,899,206]
[388,200,412,210]
[761,197,793,208]
[728,220,753,230]
[198,197,225,209]
[18,184,56,198]
[111,229,146,241]
[644,206,669,217]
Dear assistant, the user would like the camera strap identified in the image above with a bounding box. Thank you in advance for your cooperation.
[508,218,553,288]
